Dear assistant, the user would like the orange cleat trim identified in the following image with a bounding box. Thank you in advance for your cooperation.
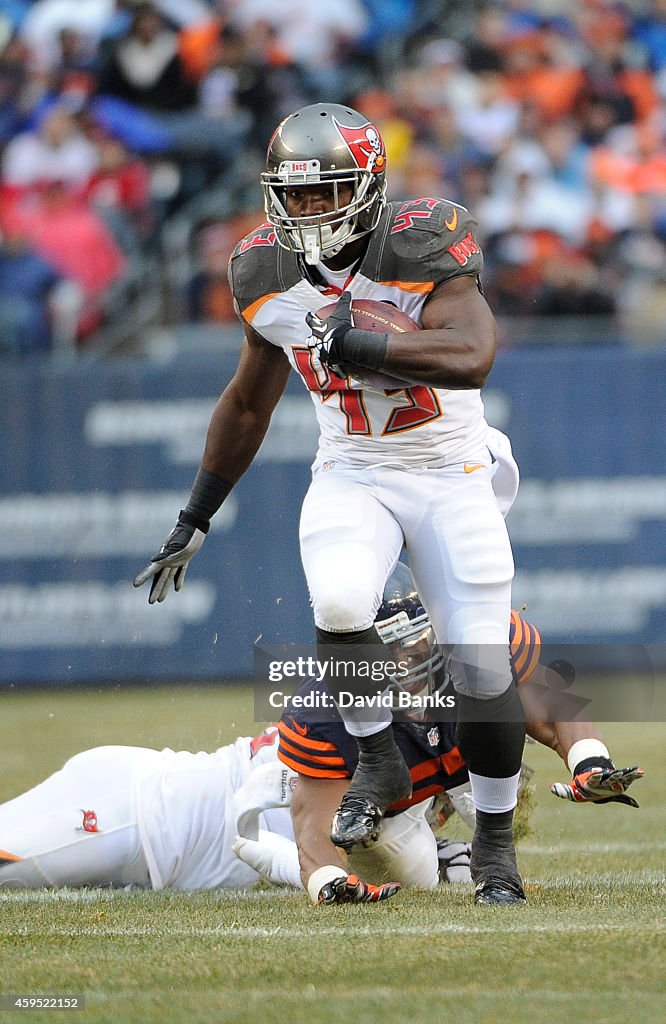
[0,848,23,863]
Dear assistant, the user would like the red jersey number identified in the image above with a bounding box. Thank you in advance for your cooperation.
[292,347,442,437]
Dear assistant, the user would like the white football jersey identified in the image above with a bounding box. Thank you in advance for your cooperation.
[134,732,291,890]
[229,199,490,468]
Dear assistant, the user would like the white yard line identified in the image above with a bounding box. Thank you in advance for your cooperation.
[0,888,296,903]
[0,870,663,904]
[520,841,666,854]
[1,921,664,938]
[76,986,661,1005]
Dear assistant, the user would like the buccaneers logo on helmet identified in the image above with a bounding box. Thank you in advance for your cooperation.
[333,119,386,175]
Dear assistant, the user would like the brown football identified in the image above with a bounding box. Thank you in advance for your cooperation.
[315,299,421,391]
[316,298,421,334]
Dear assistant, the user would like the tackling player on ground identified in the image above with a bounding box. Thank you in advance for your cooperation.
[269,563,643,902]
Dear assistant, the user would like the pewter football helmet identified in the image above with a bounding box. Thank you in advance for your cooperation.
[262,103,387,264]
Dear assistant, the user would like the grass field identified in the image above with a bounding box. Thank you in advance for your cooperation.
[0,685,664,1024]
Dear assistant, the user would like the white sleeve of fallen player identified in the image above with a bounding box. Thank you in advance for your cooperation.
[233,763,298,841]
[446,782,476,829]
[232,830,302,888]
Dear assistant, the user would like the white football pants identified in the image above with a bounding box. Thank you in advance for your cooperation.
[300,431,517,709]
[348,799,440,888]
[0,747,157,888]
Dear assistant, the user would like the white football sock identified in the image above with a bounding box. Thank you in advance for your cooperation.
[468,770,521,815]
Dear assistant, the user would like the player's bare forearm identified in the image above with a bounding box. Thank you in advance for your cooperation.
[381,275,497,389]
[549,719,605,765]
[520,664,605,766]
[201,386,274,482]
[200,329,291,483]
[525,715,561,758]
[291,775,349,886]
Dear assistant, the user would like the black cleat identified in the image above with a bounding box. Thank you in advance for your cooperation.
[470,823,526,906]
[474,876,526,906]
[330,745,412,850]
[330,797,383,850]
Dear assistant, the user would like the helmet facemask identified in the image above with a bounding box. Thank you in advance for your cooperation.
[375,608,445,721]
[262,161,384,265]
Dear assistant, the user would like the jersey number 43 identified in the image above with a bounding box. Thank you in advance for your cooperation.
[292,347,442,436]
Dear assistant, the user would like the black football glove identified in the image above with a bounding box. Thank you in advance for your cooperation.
[305,291,354,377]
[133,515,206,604]
[317,873,401,905]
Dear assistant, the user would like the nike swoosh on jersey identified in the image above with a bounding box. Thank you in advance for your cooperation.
[445,209,458,231]
[291,720,308,736]
[463,462,485,473]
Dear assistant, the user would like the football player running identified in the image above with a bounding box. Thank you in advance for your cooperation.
[136,102,557,904]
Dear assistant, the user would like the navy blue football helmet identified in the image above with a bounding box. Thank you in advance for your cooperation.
[375,563,445,716]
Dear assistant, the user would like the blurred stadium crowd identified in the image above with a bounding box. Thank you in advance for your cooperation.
[0,0,664,355]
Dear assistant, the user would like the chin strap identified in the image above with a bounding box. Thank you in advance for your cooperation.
[303,229,322,265]
[301,221,357,265]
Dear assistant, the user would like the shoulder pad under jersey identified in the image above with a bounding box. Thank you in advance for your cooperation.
[275,678,356,779]
[277,714,355,779]
[364,198,483,289]
[228,222,302,323]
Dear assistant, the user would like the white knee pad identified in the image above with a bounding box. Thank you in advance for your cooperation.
[449,650,514,698]
[311,574,380,633]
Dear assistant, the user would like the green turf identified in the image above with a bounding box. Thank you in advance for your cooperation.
[0,686,664,1024]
